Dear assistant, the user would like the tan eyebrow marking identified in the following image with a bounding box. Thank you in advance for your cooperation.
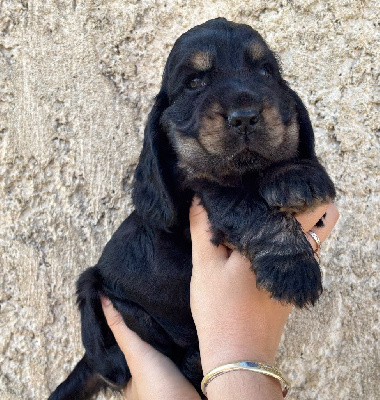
[190,50,213,71]
[248,41,266,60]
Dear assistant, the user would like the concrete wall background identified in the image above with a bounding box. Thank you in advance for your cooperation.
[0,1,378,399]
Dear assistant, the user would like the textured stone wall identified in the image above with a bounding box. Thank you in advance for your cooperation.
[0,1,378,399]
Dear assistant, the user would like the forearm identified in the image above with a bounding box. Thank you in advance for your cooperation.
[189,201,338,400]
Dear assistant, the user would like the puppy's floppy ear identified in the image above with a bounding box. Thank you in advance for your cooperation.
[132,91,178,230]
[288,88,317,159]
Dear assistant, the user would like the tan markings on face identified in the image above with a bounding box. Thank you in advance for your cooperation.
[170,133,203,167]
[170,133,218,180]
[262,106,287,147]
[248,41,266,61]
[208,102,224,114]
[190,50,213,71]
[198,102,227,154]
[262,106,299,159]
[285,117,300,156]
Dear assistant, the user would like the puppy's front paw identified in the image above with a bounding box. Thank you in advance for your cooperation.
[254,250,322,307]
[247,217,323,307]
[259,162,335,213]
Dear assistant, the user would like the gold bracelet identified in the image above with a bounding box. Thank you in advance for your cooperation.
[201,361,291,398]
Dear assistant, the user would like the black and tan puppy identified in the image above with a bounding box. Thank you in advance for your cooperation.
[49,18,335,399]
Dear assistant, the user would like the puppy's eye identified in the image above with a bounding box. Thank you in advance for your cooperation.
[258,66,271,77]
[188,77,207,89]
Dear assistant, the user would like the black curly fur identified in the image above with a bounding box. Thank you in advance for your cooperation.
[49,18,335,399]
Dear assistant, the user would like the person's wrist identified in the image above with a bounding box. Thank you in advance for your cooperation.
[204,368,284,400]
[198,335,278,373]
[195,315,283,372]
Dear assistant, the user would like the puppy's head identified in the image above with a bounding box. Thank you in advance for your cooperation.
[160,18,315,184]
[133,19,316,228]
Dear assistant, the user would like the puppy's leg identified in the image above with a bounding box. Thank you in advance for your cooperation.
[109,296,181,360]
[199,188,322,307]
[259,159,336,215]
[77,267,131,388]
[49,266,129,400]
[48,355,108,400]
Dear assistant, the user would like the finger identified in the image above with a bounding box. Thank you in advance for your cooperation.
[307,203,339,251]
[101,296,125,329]
[189,197,228,263]
[225,250,252,273]
[295,203,331,232]
[101,296,143,358]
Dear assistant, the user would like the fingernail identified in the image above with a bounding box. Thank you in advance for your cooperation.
[100,296,111,307]
[191,196,200,207]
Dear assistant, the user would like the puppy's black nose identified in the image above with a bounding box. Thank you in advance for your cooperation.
[228,109,260,132]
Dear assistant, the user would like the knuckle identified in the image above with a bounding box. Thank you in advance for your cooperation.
[108,313,124,328]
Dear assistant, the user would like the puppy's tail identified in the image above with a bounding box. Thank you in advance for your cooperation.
[48,354,106,400]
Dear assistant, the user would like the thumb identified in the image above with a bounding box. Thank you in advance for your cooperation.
[101,296,145,359]
[101,296,125,329]
[189,197,228,264]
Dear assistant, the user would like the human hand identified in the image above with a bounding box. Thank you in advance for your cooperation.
[297,203,339,256]
[101,297,201,400]
[101,201,338,400]
[189,199,339,373]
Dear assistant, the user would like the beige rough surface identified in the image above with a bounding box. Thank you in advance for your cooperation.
[0,1,378,399]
